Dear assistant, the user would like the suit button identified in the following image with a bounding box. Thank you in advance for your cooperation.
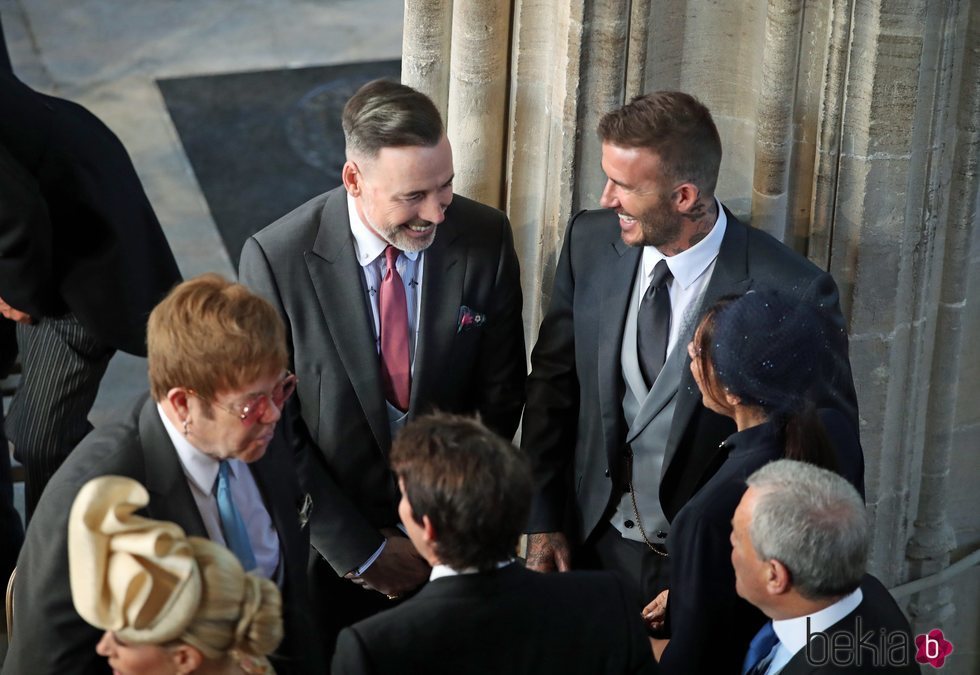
[624,520,635,529]
[604,468,610,477]
[657,531,667,539]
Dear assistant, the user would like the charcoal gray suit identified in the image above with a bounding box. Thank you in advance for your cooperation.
[522,207,859,599]
[239,186,526,654]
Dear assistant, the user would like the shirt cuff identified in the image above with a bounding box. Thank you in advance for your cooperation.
[350,539,387,577]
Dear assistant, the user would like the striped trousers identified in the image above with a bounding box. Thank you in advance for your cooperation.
[5,313,113,518]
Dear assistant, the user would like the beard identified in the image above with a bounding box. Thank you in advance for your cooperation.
[618,189,684,248]
[375,217,439,252]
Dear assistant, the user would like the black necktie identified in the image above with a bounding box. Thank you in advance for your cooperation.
[637,259,673,387]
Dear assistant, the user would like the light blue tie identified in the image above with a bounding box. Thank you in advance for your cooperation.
[742,621,780,675]
[216,460,257,571]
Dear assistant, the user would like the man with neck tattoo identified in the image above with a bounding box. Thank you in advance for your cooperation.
[521,91,860,614]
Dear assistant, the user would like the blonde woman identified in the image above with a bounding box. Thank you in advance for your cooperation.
[69,476,283,674]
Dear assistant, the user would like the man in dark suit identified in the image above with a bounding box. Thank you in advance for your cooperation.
[733,460,917,674]
[332,413,658,675]
[239,80,526,655]
[521,91,859,605]
[0,69,181,517]
[3,276,321,675]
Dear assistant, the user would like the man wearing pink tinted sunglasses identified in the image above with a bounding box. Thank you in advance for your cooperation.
[6,275,324,675]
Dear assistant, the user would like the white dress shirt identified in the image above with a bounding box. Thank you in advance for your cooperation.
[429,559,516,581]
[346,193,424,366]
[157,404,281,579]
[766,587,864,674]
[346,194,428,575]
[638,198,727,351]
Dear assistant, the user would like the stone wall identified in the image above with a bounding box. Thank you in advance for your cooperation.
[404,0,979,670]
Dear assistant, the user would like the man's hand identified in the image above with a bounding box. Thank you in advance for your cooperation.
[642,589,669,632]
[0,296,32,324]
[349,528,430,597]
[525,531,571,572]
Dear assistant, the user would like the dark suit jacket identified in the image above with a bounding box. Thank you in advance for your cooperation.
[2,396,321,675]
[660,411,864,674]
[0,73,180,355]
[331,563,658,674]
[779,575,919,674]
[239,186,526,575]
[522,207,860,542]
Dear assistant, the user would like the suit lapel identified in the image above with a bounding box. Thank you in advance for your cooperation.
[138,398,208,537]
[626,339,687,444]
[248,435,296,563]
[304,190,391,451]
[663,210,752,471]
[598,237,641,467]
[410,217,464,414]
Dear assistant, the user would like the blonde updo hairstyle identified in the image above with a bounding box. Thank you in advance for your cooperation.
[68,476,283,672]
[178,538,283,663]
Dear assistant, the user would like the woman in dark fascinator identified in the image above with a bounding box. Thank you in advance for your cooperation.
[645,288,864,674]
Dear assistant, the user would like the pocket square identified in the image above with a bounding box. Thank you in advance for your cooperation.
[457,305,486,333]
[298,493,313,529]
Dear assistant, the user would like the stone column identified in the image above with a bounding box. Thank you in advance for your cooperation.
[905,0,979,635]
[751,0,804,242]
[505,0,586,340]
[445,1,512,207]
[573,0,631,209]
[401,0,453,117]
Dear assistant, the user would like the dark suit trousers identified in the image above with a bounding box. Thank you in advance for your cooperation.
[579,520,671,615]
[5,314,112,518]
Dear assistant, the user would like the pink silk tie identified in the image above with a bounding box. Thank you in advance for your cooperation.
[379,245,411,411]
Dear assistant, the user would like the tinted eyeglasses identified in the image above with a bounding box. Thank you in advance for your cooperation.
[189,372,297,425]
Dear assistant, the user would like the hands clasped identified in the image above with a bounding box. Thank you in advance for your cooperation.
[347,528,430,598]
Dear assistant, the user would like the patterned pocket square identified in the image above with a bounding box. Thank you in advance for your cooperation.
[457,305,487,333]
[298,493,313,529]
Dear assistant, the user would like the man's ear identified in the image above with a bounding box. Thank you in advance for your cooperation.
[342,160,362,196]
[166,388,191,419]
[421,514,437,546]
[671,182,701,212]
[169,643,204,674]
[767,559,793,596]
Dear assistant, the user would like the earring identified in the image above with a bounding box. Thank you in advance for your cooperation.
[183,418,190,436]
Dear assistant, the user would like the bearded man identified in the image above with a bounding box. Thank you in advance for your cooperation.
[239,79,526,660]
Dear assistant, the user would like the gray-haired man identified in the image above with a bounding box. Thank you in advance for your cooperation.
[732,460,918,674]
[239,79,526,658]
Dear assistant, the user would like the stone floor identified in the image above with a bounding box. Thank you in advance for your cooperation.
[1,0,403,521]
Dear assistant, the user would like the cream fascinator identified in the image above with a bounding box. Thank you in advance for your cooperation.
[68,476,202,644]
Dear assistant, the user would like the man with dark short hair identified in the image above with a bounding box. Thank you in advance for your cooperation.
[733,460,917,674]
[331,413,658,675]
[521,91,859,608]
[239,79,526,655]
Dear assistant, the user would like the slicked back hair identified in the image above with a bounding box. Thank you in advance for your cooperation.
[746,460,868,600]
[598,90,722,195]
[342,79,444,159]
[390,413,531,572]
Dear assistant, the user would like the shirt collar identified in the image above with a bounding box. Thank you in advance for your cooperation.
[156,403,238,494]
[641,197,727,290]
[772,586,864,655]
[429,559,515,582]
[346,192,420,267]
